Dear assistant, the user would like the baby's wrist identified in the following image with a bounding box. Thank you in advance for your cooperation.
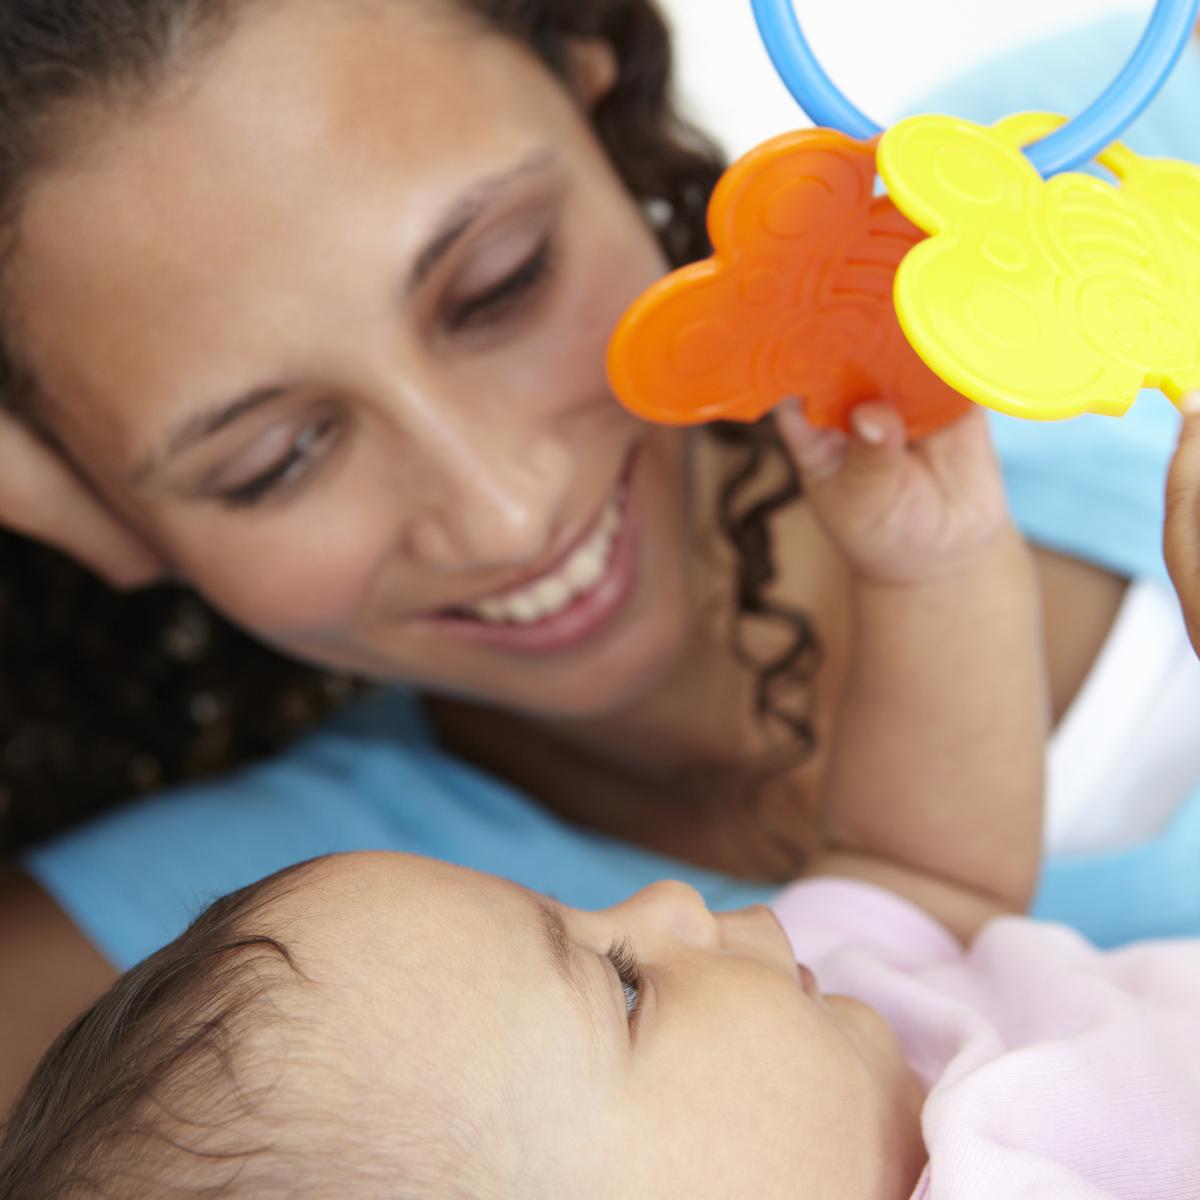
[849,522,1030,600]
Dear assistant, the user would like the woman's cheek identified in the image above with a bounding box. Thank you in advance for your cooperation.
[173,517,382,637]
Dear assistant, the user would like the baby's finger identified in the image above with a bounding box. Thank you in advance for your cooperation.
[778,398,909,537]
[842,402,907,478]
[775,398,849,484]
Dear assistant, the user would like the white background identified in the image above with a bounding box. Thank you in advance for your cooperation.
[657,1,1149,155]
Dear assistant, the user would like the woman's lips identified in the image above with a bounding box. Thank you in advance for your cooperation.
[425,451,642,656]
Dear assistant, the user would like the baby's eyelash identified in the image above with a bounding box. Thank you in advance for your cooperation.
[606,937,643,1023]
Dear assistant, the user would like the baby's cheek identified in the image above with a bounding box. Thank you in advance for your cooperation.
[625,997,859,1193]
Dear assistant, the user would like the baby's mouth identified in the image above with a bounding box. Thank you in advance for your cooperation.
[796,962,820,998]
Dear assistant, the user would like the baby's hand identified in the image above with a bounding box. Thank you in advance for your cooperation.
[1165,394,1200,656]
[776,400,1009,586]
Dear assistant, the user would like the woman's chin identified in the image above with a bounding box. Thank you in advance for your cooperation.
[504,628,691,721]
[429,592,695,722]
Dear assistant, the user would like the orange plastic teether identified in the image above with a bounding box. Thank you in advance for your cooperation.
[607,128,970,438]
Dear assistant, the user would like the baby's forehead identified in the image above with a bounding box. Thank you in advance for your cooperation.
[277,849,525,907]
[258,854,606,1105]
[248,859,626,1194]
[266,852,555,978]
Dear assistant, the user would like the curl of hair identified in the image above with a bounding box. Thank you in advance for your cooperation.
[0,0,816,872]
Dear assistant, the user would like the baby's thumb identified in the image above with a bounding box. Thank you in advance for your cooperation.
[775,398,849,490]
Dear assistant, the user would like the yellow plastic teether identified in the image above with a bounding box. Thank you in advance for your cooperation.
[878,112,1200,421]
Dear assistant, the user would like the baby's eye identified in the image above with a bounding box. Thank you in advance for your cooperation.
[606,938,643,1023]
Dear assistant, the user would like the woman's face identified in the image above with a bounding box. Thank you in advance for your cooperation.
[8,0,697,718]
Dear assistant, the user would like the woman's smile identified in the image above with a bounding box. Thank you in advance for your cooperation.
[428,447,641,655]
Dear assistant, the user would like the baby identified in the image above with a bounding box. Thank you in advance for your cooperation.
[3,400,1200,1199]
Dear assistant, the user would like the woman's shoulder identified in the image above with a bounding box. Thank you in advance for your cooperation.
[0,866,115,1112]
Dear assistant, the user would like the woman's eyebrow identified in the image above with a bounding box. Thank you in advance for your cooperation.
[407,148,559,294]
[132,385,288,485]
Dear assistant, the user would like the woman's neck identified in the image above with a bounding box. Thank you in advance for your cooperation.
[425,432,854,875]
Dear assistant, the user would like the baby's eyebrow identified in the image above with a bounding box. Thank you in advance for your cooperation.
[536,900,608,1047]
[538,900,579,988]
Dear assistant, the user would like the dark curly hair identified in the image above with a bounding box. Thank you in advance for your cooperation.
[0,0,814,867]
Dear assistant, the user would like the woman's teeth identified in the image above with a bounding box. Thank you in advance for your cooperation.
[466,494,623,626]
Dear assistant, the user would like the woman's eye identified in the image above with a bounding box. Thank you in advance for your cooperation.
[445,237,553,331]
[606,938,643,1024]
[220,415,341,508]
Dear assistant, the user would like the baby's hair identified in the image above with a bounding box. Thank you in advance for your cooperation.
[0,863,311,1199]
[0,859,494,1200]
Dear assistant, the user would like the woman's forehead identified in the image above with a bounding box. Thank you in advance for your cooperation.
[40,0,553,195]
[180,0,509,148]
[6,0,575,421]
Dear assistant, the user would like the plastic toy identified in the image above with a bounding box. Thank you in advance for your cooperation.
[881,111,1200,421]
[608,0,1200,435]
[606,129,970,436]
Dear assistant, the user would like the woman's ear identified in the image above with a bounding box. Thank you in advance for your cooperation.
[566,37,619,109]
[0,408,167,590]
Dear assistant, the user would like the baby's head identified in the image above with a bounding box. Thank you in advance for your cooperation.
[0,853,924,1199]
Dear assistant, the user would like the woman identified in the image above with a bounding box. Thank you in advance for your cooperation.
[0,1,1197,1102]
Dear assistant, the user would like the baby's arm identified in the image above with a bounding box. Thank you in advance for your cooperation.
[778,402,1048,942]
[1165,394,1200,656]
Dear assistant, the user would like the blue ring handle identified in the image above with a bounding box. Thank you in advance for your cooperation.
[750,0,1200,175]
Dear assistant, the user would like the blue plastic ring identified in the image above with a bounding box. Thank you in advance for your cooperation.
[750,0,1200,175]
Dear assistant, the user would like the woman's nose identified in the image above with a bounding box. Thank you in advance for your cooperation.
[405,424,573,570]
[620,881,722,951]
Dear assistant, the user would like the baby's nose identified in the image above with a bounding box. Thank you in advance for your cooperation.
[715,904,797,968]
[628,880,721,950]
